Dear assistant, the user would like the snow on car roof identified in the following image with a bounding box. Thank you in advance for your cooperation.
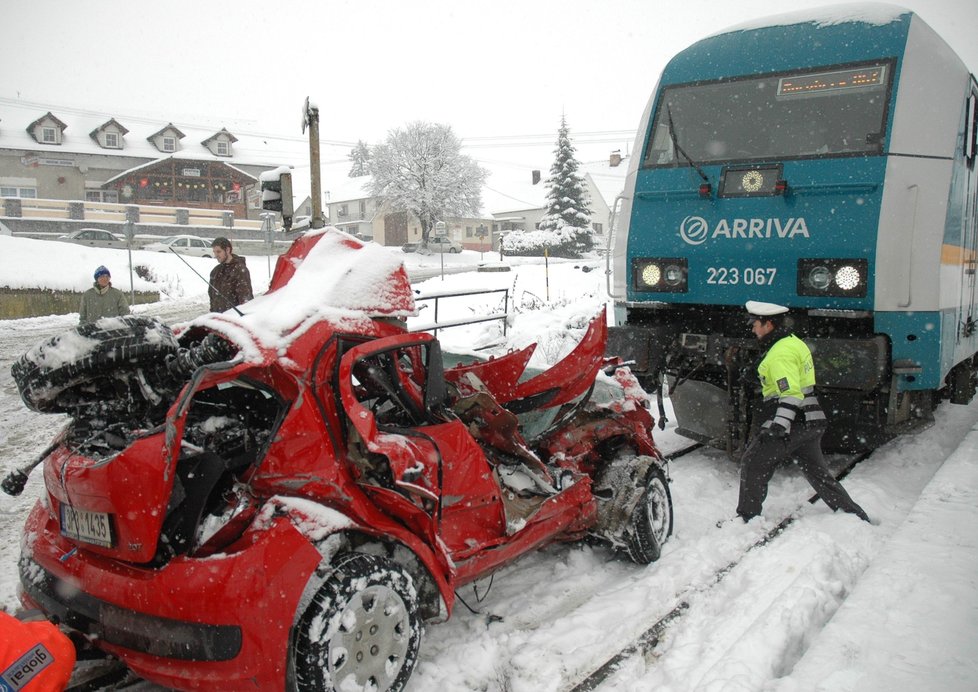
[181,228,415,360]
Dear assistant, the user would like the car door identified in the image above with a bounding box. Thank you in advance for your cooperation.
[338,333,506,555]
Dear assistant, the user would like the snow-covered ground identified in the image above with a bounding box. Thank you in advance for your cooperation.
[0,232,975,691]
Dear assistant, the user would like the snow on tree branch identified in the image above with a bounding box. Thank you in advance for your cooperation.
[367,122,487,244]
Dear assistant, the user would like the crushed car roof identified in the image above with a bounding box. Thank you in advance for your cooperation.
[177,228,415,362]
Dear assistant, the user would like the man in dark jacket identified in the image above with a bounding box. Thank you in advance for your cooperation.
[737,300,870,523]
[209,237,253,313]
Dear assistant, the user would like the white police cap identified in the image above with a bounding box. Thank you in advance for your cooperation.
[745,300,789,318]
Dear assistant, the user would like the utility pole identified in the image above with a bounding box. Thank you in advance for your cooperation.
[125,220,135,305]
[302,98,325,229]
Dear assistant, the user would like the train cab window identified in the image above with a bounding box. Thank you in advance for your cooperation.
[644,60,893,166]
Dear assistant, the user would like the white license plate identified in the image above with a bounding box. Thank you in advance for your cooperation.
[60,504,114,548]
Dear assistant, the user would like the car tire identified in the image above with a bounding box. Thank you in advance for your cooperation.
[11,315,179,413]
[292,553,422,692]
[624,465,673,564]
[449,247,459,253]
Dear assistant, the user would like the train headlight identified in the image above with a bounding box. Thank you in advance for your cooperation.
[835,265,862,291]
[641,264,662,287]
[633,258,688,292]
[664,264,685,286]
[808,266,833,290]
[797,258,868,297]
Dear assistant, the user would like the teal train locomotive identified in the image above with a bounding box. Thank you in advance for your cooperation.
[609,4,978,452]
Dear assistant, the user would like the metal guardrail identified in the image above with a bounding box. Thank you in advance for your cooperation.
[410,287,510,337]
[2,196,263,230]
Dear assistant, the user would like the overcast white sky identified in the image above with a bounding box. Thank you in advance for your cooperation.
[2,0,976,168]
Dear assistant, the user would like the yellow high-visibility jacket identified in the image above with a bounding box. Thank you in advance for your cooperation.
[757,333,826,434]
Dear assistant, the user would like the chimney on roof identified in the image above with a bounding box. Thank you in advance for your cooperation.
[610,150,622,167]
[531,170,541,185]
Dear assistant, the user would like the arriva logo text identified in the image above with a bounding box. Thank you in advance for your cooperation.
[679,216,810,245]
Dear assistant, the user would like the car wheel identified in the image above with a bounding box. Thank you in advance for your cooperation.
[11,316,179,413]
[624,465,673,564]
[292,553,422,692]
[449,247,459,253]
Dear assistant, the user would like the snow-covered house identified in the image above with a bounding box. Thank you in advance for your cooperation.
[0,102,291,221]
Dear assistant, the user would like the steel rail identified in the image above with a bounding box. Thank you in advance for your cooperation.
[567,450,872,692]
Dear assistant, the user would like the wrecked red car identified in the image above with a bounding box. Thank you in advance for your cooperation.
[9,229,672,691]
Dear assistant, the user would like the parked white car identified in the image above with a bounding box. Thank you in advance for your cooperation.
[425,236,463,253]
[142,235,214,257]
[57,228,128,249]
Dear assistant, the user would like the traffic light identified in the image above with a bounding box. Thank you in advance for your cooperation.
[260,167,294,229]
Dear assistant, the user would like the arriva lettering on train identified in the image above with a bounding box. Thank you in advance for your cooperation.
[679,215,810,245]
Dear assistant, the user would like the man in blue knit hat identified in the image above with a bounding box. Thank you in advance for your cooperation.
[79,265,129,324]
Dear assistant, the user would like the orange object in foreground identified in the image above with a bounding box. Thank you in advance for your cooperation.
[0,611,75,692]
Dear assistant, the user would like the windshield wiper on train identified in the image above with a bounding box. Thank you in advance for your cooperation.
[666,105,711,194]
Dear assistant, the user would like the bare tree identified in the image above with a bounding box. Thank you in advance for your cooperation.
[368,122,487,246]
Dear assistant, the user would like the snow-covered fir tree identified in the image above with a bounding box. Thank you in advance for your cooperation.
[538,116,593,256]
[348,140,371,177]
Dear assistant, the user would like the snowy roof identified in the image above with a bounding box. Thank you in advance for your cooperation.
[0,101,293,167]
[102,154,259,185]
[710,2,910,37]
[582,157,629,208]
[1,100,626,217]
[324,174,373,203]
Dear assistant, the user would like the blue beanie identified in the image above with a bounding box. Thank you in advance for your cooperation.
[94,265,111,280]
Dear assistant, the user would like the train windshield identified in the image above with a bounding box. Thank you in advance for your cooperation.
[644,61,892,167]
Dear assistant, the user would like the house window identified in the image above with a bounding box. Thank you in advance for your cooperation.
[338,204,348,217]
[105,132,119,148]
[216,141,230,156]
[162,136,176,152]
[85,190,119,203]
[359,200,366,216]
[1,186,37,198]
[41,127,58,144]
[592,222,603,234]
[466,226,474,237]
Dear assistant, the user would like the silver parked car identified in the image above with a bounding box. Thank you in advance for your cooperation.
[142,235,214,257]
[424,236,463,253]
[57,228,128,249]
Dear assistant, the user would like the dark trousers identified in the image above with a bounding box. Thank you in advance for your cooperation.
[737,423,869,521]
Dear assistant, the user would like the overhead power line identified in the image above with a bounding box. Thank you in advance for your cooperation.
[0,94,634,154]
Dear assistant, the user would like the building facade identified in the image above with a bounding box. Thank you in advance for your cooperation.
[1,105,290,224]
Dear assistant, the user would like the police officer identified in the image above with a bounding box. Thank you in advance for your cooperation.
[737,300,871,522]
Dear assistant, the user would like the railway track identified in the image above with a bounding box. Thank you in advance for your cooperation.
[566,448,873,692]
